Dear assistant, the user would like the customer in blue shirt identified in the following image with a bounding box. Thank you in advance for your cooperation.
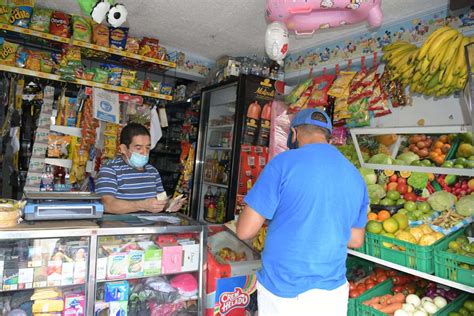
[236,108,368,316]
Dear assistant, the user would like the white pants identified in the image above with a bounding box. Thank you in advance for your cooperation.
[257,281,349,316]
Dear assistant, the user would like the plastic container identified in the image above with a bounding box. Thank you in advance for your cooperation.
[370,204,404,215]
[434,228,474,287]
[346,256,376,316]
[365,232,444,274]
[355,279,469,316]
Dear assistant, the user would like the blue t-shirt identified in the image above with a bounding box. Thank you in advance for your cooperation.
[244,143,368,298]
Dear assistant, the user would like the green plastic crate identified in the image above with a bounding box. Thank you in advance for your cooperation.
[365,232,444,274]
[355,279,469,316]
[346,256,376,316]
[434,228,474,287]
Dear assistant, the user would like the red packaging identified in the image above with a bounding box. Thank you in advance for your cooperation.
[238,145,254,195]
[306,74,337,109]
[253,146,268,180]
[139,37,160,58]
[49,11,71,38]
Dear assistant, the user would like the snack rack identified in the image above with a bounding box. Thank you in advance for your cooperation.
[0,213,206,315]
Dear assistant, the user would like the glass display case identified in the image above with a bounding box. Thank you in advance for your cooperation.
[0,213,206,315]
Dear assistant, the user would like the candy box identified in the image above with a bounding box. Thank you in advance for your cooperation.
[64,293,85,315]
[105,280,129,302]
[47,260,62,286]
[143,245,162,276]
[33,266,47,288]
[160,244,182,275]
[180,242,200,272]
[73,260,86,285]
[109,301,127,316]
[127,250,144,278]
[106,253,128,280]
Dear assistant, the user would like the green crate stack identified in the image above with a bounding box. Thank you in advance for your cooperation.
[346,256,375,316]
[434,228,474,287]
[365,232,444,273]
[355,279,469,316]
[438,294,473,315]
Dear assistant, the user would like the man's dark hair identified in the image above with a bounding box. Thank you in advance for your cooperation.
[120,123,150,147]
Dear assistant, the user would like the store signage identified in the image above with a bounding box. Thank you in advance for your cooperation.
[214,275,257,316]
[219,287,250,314]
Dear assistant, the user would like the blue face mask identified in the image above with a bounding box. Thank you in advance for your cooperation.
[128,152,149,168]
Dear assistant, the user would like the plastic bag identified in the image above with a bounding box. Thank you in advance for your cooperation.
[0,4,11,24]
[0,39,19,65]
[269,101,293,160]
[125,36,140,54]
[30,7,52,32]
[109,26,128,50]
[333,98,351,124]
[285,78,312,104]
[346,98,371,128]
[306,74,336,108]
[139,37,160,58]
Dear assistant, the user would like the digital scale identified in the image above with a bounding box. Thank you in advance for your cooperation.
[24,192,104,221]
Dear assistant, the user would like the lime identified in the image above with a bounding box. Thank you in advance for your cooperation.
[454,164,465,169]
[448,241,461,251]
[458,307,470,316]
[404,201,417,212]
[386,190,401,201]
[411,160,422,166]
[398,208,408,215]
[396,198,406,205]
[463,300,474,312]
[442,161,454,168]
[380,198,396,206]
[417,201,431,212]
[421,159,432,166]
[413,209,423,218]
[366,220,383,234]
[407,212,417,221]
[464,160,474,168]
[456,157,467,165]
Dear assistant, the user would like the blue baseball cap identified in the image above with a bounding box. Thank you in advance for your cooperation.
[290,108,332,133]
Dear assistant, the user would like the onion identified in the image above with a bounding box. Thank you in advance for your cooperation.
[406,294,421,307]
[421,297,433,305]
[413,309,427,316]
[395,310,410,316]
[403,303,416,313]
[433,296,447,308]
[422,301,438,314]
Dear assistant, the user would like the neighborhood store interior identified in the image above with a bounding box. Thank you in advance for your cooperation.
[0,0,472,315]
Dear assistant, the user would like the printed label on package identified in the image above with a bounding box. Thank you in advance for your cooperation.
[214,274,257,316]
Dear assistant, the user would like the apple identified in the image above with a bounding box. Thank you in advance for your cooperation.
[397,183,408,194]
[397,178,407,185]
[389,174,398,183]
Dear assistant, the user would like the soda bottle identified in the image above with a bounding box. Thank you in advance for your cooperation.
[206,200,217,222]
[243,101,261,145]
[257,102,272,146]
[216,190,226,223]
[203,187,213,218]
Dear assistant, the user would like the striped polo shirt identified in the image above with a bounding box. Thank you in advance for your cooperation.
[96,156,164,200]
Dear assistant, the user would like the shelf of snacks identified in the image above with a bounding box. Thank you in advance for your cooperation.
[350,125,474,177]
[0,64,173,100]
[348,249,474,293]
[0,23,176,69]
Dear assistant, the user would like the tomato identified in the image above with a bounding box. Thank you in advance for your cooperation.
[392,285,403,293]
[392,275,410,285]
[349,281,356,291]
[369,274,378,282]
[386,270,397,277]
[376,274,388,283]
[404,192,417,202]
[397,178,407,185]
[366,283,376,290]
[357,284,366,293]
[390,175,398,182]
[403,283,416,295]
[349,289,360,298]
[365,279,376,287]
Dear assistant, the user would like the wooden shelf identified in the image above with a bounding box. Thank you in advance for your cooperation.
[0,64,173,100]
[0,23,176,69]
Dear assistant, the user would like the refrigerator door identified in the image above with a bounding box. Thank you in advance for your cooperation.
[192,80,239,223]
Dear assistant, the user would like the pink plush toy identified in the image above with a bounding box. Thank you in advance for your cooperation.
[266,0,383,36]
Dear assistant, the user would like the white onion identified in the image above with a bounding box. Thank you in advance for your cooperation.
[422,301,438,314]
[403,303,416,313]
[413,309,428,316]
[421,297,433,305]
[406,294,421,307]
[395,310,409,316]
[433,296,447,308]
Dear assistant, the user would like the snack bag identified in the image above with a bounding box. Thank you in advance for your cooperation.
[109,26,128,50]
[29,7,52,32]
[288,80,315,113]
[285,78,312,104]
[333,98,351,125]
[72,15,91,42]
[120,69,136,87]
[101,64,122,86]
[160,83,172,95]
[47,134,71,158]
[25,50,41,71]
[40,54,54,73]
[306,74,336,109]
[92,23,109,47]
[49,11,71,38]
[327,71,357,98]
[92,67,108,83]
[125,36,139,54]
[157,46,167,60]
[0,39,19,65]
[82,69,95,81]
[9,0,34,28]
[346,98,371,128]
[139,37,159,58]
[0,3,11,24]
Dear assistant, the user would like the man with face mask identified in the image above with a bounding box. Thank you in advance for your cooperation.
[236,109,369,316]
[96,123,169,214]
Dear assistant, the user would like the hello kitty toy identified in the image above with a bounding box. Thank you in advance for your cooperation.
[266,0,383,36]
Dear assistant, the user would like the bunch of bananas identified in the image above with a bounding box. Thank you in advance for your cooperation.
[252,226,267,252]
[382,26,473,97]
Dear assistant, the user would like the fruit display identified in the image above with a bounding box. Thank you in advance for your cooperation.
[348,267,392,298]
[362,292,407,314]
[446,225,474,271]
[382,26,472,97]
[447,297,474,316]
[397,200,437,223]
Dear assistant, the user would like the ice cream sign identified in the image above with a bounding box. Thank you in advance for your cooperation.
[219,288,250,314]
[264,0,384,64]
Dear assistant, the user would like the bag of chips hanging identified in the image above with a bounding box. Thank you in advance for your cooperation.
[327,71,357,98]
[72,15,91,42]
[29,7,52,32]
[9,0,34,28]
[109,26,128,50]
[306,74,337,109]
[49,11,71,38]
[346,98,371,128]
[125,36,139,54]
[285,78,312,104]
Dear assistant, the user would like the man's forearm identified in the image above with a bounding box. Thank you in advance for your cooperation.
[103,197,145,214]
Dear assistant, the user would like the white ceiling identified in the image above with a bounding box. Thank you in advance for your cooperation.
[37,0,450,60]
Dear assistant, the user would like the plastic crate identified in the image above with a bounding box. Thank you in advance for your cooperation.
[355,279,469,316]
[434,228,474,287]
[346,256,376,316]
[365,232,444,274]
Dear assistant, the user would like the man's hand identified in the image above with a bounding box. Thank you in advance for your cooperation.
[140,198,167,213]
[166,197,187,213]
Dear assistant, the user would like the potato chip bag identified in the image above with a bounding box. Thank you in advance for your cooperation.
[327,71,357,98]
[139,37,159,58]
[306,74,336,109]
[109,26,128,50]
[30,7,52,32]
[49,11,71,38]
[125,36,139,54]
[72,15,91,42]
[120,69,136,88]
[285,78,312,104]
[9,0,34,28]
[0,39,19,65]
[0,4,11,24]
[92,23,109,47]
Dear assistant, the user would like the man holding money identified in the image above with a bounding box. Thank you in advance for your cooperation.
[96,123,182,214]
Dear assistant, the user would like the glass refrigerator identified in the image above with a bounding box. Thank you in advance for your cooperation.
[191,75,277,224]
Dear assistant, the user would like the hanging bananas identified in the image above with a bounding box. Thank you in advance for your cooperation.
[382,26,473,97]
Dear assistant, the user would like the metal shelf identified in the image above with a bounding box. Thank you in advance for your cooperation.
[208,124,234,130]
[208,146,232,150]
[203,181,228,189]
[0,282,85,293]
[348,249,474,293]
[361,163,474,177]
[96,269,199,283]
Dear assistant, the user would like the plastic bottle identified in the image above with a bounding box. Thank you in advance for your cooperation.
[243,101,261,145]
[203,187,213,218]
[206,200,217,223]
[257,102,272,146]
[216,190,226,223]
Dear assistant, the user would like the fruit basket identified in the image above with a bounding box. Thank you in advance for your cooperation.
[355,279,469,316]
[434,228,474,287]
[365,230,445,274]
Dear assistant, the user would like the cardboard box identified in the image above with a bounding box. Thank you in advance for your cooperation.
[180,243,200,272]
[161,244,182,274]
[144,246,162,276]
[96,257,108,281]
[47,260,62,286]
[64,293,85,315]
[105,281,129,302]
[127,250,144,278]
[106,253,128,280]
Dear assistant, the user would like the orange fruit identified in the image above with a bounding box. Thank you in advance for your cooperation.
[399,171,412,178]
[368,212,378,221]
[434,141,444,149]
[387,182,398,191]
[438,135,448,143]
[383,218,399,233]
[378,210,391,221]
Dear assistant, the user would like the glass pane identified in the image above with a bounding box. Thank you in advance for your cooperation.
[94,233,200,315]
[0,237,89,314]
